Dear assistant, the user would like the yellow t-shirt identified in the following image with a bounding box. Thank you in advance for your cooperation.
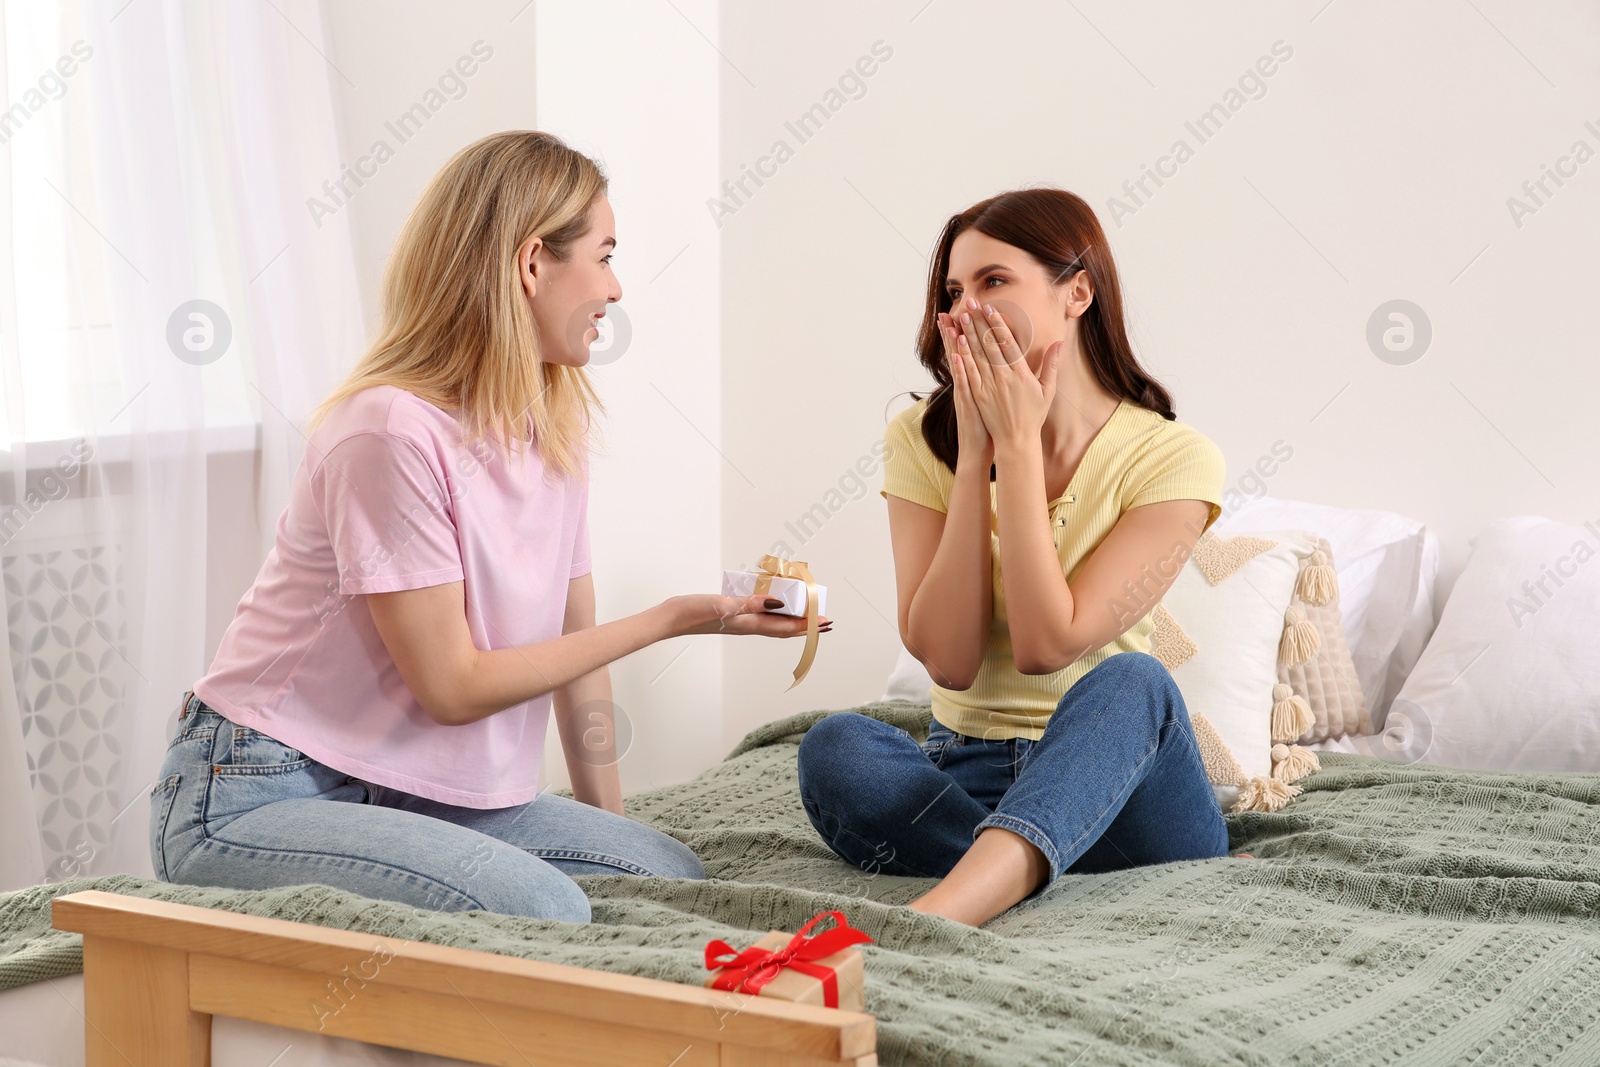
[881,395,1225,741]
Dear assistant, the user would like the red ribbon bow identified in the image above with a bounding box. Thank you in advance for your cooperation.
[703,911,874,1008]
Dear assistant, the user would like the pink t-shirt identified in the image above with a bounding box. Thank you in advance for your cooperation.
[194,385,591,808]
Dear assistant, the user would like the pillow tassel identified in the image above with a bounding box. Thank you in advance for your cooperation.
[1278,605,1321,667]
[1271,682,1314,743]
[1231,775,1301,813]
[1270,742,1321,783]
[1296,549,1338,606]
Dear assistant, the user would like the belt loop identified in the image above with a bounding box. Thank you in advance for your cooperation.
[178,690,193,719]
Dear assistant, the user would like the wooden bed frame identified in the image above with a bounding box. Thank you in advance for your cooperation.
[51,890,877,1067]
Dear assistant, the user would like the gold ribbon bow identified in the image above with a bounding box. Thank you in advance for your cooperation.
[750,553,820,690]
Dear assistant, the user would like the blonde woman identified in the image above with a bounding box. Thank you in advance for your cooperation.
[150,131,829,922]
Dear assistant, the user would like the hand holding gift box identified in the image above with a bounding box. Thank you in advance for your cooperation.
[721,554,827,690]
[703,910,873,1011]
[722,565,829,618]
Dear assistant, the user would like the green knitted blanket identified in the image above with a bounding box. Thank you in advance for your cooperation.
[5,700,1600,1066]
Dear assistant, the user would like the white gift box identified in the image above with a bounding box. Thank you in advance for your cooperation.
[721,570,827,618]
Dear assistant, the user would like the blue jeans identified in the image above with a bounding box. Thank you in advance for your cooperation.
[796,652,1228,901]
[149,693,705,922]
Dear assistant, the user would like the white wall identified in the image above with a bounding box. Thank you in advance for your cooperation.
[718,0,1600,739]
[528,2,725,793]
[209,1,1600,789]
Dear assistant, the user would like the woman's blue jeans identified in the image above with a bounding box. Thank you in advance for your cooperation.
[149,693,705,922]
[796,652,1229,901]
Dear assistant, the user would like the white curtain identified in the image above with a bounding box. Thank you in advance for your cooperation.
[0,0,364,890]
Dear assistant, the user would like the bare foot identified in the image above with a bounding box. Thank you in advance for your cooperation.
[905,827,1050,927]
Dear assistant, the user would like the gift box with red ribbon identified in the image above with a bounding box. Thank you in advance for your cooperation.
[703,910,873,1011]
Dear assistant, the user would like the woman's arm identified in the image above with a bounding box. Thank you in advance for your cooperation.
[551,572,624,814]
[994,443,1210,672]
[888,458,993,691]
[366,582,827,727]
[886,311,1006,691]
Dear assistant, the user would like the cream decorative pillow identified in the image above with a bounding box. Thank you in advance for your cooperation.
[1281,537,1371,743]
[1150,528,1324,813]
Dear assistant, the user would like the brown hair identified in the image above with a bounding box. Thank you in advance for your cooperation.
[910,187,1174,474]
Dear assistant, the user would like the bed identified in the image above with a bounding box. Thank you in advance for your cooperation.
[4,698,1600,1066]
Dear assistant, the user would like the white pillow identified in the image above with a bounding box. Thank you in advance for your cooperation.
[1368,516,1600,772]
[1154,529,1321,807]
[1213,496,1438,728]
[882,644,933,704]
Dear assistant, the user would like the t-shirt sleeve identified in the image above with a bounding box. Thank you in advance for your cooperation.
[312,432,466,595]
[569,476,592,579]
[1126,429,1226,536]
[880,409,949,512]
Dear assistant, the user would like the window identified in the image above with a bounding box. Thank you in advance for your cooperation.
[1,0,258,455]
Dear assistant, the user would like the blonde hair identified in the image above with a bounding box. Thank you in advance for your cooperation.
[308,130,607,477]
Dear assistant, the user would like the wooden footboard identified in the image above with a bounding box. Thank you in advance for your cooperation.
[51,890,877,1067]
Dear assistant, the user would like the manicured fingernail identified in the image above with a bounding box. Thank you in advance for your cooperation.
[960,312,971,324]
[984,304,995,316]
[764,598,783,608]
